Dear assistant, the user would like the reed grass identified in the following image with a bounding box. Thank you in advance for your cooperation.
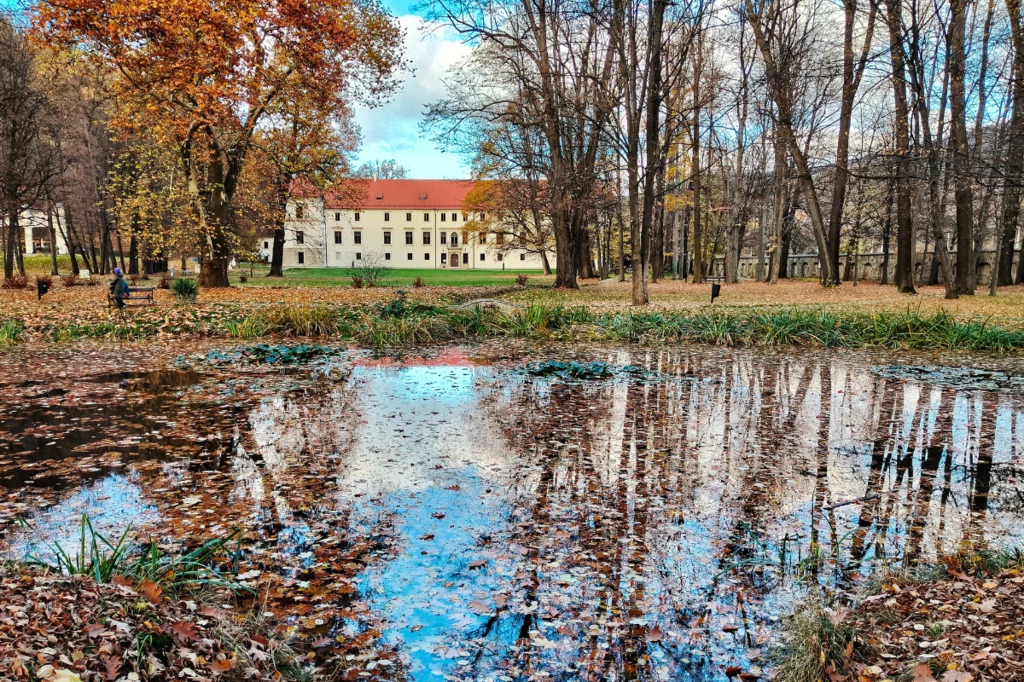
[18,514,245,594]
[6,300,1024,351]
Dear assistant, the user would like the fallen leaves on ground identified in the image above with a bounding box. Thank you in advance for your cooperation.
[0,570,272,681]
[846,564,1024,681]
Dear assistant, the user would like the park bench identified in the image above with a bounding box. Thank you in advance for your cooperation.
[108,286,155,307]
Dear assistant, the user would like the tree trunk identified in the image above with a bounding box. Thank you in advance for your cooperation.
[4,209,16,279]
[268,181,287,277]
[827,0,877,286]
[880,179,893,285]
[886,0,917,294]
[1003,0,1024,285]
[47,206,58,275]
[948,0,974,294]
[54,205,79,275]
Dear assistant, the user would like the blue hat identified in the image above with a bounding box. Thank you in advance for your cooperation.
[114,267,122,276]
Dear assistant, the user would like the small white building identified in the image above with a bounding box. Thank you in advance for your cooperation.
[18,206,72,256]
[277,179,547,270]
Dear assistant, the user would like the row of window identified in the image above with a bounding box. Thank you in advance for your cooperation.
[293,250,523,264]
[302,230,505,247]
[294,206,486,223]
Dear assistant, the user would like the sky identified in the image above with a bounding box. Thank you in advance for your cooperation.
[351,1,472,179]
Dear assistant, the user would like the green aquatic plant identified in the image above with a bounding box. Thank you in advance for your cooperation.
[19,514,246,594]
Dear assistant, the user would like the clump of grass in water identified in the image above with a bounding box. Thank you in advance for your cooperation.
[773,598,856,682]
[224,315,272,339]
[18,514,246,594]
[258,303,339,336]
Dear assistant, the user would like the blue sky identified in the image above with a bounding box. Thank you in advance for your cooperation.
[0,0,471,179]
[351,0,471,178]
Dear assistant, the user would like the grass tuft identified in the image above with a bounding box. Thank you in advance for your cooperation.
[170,277,199,302]
[773,598,856,682]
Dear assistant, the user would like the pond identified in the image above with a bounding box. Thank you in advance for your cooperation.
[1,341,1022,682]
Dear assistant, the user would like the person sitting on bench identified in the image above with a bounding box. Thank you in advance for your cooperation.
[110,267,130,309]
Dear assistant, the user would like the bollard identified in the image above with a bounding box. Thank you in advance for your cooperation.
[711,283,721,303]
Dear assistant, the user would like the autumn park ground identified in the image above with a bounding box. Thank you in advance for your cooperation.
[2,258,1024,682]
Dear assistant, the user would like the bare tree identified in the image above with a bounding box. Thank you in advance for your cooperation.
[0,18,59,278]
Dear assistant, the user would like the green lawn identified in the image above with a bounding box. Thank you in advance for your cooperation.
[231,265,548,288]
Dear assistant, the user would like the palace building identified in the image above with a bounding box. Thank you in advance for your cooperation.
[267,179,546,270]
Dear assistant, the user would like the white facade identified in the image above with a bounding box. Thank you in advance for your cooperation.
[18,206,72,256]
[275,181,547,270]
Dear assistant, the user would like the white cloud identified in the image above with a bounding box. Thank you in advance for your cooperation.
[353,16,472,179]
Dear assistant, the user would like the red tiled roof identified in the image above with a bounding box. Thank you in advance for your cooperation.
[324,179,474,210]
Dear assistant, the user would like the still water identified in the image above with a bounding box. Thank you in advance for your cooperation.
[1,342,1021,681]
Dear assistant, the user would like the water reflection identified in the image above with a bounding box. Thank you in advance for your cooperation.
[1,345,1022,682]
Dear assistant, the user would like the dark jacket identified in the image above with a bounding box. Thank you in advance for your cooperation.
[110,275,130,299]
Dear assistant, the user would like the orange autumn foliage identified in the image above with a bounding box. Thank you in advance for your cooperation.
[33,0,405,287]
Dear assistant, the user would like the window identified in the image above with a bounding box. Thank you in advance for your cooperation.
[424,213,430,221]
[462,213,468,221]
[496,233,504,245]
[385,252,391,260]
[441,253,447,264]
[441,213,446,222]
[354,212,360,222]
[451,232,458,247]
[451,213,457,222]
[423,232,431,245]
[354,231,362,245]
[384,232,392,245]
[295,231,304,244]
[296,205,304,219]
[424,253,430,260]
[263,241,269,249]
[384,212,390,222]
[462,253,468,264]
[497,254,503,262]
[405,231,413,245]
[480,253,486,261]
[406,212,412,221]
[480,233,487,244]
[297,251,304,264]
[334,231,342,244]
[520,253,526,261]
[335,212,341,222]
[481,213,486,221]
[407,253,413,260]
[441,232,447,244]
[356,252,362,260]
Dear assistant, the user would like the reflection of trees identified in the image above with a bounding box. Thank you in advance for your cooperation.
[481,350,1024,681]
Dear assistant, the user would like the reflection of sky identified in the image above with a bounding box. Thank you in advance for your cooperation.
[340,364,519,680]
[360,477,513,679]
[6,473,158,562]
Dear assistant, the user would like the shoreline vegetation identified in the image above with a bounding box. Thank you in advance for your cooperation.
[774,547,1024,682]
[2,296,1024,351]
[2,280,1024,350]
